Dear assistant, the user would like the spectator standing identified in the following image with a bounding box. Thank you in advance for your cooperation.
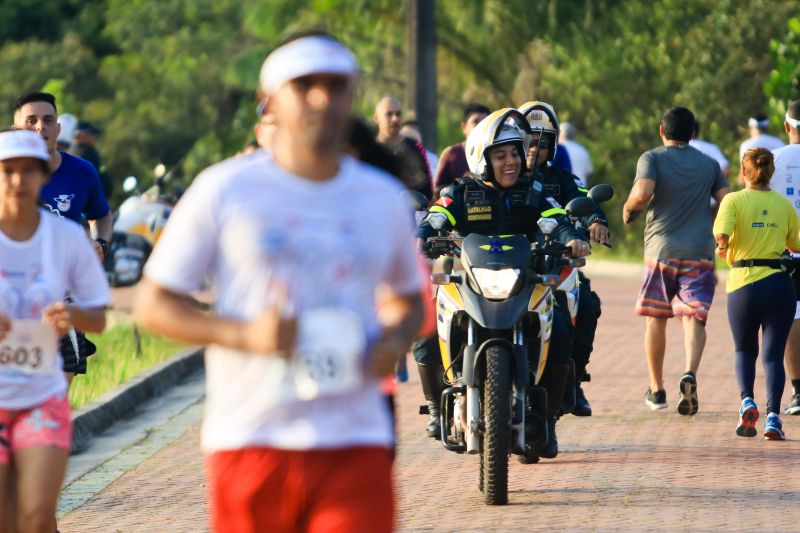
[71,120,113,199]
[559,121,593,186]
[134,32,424,532]
[690,120,730,178]
[622,106,730,415]
[713,148,799,440]
[374,96,432,198]
[738,113,784,162]
[434,103,489,194]
[768,99,800,416]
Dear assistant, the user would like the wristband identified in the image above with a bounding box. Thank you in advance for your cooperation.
[95,238,108,255]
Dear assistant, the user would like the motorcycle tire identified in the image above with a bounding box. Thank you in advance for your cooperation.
[482,344,512,505]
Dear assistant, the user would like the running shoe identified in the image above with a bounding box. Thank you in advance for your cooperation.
[736,397,759,437]
[677,372,698,416]
[784,394,800,416]
[644,388,668,410]
[764,412,786,441]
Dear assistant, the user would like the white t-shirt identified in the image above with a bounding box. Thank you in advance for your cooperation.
[739,134,785,161]
[0,210,110,409]
[689,139,730,173]
[144,152,422,452]
[560,139,593,186]
[425,149,439,181]
[770,144,800,217]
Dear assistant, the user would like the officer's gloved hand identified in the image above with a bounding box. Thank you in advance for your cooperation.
[566,239,591,257]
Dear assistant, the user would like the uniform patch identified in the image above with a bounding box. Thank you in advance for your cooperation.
[436,196,453,208]
[545,196,562,209]
[466,190,485,202]
[543,184,560,196]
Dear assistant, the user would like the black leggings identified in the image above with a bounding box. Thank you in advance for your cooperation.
[727,272,794,414]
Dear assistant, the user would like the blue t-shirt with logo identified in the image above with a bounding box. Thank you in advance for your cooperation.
[40,152,110,223]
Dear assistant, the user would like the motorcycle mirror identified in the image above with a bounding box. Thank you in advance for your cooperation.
[122,176,138,193]
[565,196,595,218]
[428,212,449,231]
[587,184,614,203]
[537,217,559,236]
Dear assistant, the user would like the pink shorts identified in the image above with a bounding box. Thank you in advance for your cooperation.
[635,258,717,322]
[0,394,72,464]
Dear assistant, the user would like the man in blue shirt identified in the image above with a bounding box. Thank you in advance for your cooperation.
[13,91,113,382]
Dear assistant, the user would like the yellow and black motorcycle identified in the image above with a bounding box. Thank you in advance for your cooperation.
[424,196,594,505]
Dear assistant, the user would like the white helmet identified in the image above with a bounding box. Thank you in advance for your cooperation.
[465,108,531,179]
[518,100,559,162]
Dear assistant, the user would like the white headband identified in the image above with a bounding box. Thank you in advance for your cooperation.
[748,117,770,129]
[259,36,359,94]
[786,111,800,130]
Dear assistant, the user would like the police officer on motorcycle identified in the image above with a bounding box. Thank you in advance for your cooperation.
[413,108,590,458]
[519,100,609,417]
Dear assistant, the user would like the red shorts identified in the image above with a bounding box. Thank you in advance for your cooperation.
[0,394,72,464]
[207,446,393,533]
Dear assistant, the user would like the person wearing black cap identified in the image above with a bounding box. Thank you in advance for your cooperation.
[71,121,112,199]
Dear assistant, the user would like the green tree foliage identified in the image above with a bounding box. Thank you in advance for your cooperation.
[0,0,797,252]
[765,17,800,126]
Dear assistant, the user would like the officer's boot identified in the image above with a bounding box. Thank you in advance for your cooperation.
[417,362,445,439]
[572,365,593,417]
[539,361,570,459]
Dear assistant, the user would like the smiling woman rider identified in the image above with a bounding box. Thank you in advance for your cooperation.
[0,130,109,532]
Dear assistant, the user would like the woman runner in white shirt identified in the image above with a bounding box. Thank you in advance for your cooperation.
[0,130,109,533]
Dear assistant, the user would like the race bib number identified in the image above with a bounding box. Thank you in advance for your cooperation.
[291,308,366,401]
[0,319,58,375]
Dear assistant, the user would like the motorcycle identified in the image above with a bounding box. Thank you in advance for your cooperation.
[424,194,596,505]
[105,176,177,287]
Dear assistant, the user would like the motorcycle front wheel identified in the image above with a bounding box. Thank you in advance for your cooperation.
[481,344,512,505]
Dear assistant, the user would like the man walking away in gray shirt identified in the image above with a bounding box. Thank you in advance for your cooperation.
[623,106,730,416]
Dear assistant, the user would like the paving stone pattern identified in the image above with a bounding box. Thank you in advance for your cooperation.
[59,275,800,532]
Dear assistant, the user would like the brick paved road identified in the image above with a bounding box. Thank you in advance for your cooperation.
[59,273,800,532]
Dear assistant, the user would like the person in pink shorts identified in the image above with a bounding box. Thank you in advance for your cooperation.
[0,130,108,533]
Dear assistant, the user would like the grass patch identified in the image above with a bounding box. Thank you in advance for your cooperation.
[68,324,186,409]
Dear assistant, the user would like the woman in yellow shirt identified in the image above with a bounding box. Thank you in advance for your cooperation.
[714,148,800,440]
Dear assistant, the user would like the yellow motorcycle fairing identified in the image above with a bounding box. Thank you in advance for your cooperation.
[436,283,464,382]
[528,283,554,384]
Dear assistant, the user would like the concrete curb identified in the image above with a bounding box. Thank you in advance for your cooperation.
[70,347,204,454]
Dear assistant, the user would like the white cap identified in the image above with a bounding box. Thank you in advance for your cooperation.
[748,116,770,129]
[786,111,800,130]
[0,130,50,163]
[57,113,77,146]
[259,35,359,94]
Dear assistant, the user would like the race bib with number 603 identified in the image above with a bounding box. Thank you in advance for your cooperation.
[0,319,59,376]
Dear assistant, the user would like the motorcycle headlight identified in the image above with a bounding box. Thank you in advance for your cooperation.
[471,268,521,299]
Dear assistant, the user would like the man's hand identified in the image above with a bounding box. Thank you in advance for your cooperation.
[566,239,591,257]
[92,240,105,262]
[43,302,72,337]
[0,314,10,342]
[241,283,297,355]
[588,222,610,245]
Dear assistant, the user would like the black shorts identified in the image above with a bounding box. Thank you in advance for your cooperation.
[59,330,97,375]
